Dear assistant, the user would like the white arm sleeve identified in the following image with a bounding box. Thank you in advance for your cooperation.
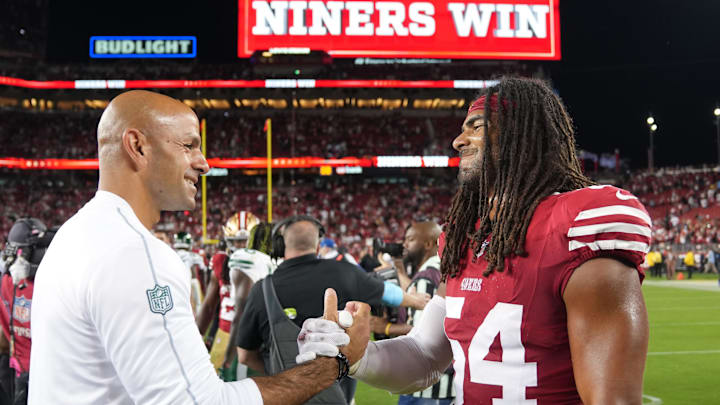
[91,242,263,405]
[351,295,453,394]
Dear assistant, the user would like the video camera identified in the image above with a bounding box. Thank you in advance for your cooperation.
[368,238,409,340]
[372,238,404,258]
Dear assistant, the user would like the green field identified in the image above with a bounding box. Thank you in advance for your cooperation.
[354,277,720,405]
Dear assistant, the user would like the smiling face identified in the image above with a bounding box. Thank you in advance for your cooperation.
[452,109,499,185]
[145,109,209,211]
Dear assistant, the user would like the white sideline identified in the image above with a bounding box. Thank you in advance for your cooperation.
[647,349,720,356]
[643,280,720,292]
[650,321,720,327]
[643,394,663,404]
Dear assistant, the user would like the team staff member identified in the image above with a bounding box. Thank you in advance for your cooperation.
[28,90,359,405]
[0,218,55,405]
[236,216,430,403]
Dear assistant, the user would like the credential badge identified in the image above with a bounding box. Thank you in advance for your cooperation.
[146,284,174,315]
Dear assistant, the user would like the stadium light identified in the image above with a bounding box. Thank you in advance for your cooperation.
[715,106,720,165]
[646,116,658,173]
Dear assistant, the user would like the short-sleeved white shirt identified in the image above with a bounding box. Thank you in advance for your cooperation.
[28,191,263,405]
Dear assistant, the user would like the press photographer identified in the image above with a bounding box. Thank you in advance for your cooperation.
[369,221,455,405]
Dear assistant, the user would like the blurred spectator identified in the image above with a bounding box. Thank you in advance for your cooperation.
[0,111,457,159]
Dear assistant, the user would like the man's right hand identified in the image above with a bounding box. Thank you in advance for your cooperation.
[340,300,371,366]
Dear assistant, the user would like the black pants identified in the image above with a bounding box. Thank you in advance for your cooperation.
[10,373,27,405]
[0,355,12,405]
[0,368,27,405]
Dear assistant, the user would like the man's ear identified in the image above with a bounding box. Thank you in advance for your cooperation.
[424,238,435,252]
[121,129,149,170]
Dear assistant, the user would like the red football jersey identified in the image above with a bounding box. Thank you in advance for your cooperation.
[0,274,33,372]
[211,251,234,333]
[441,186,651,404]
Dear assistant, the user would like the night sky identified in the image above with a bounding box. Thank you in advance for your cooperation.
[44,1,720,169]
[552,1,720,170]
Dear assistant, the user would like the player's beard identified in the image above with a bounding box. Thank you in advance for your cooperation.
[457,153,483,185]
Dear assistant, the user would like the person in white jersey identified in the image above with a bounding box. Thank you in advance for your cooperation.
[28,90,364,405]
[174,231,208,315]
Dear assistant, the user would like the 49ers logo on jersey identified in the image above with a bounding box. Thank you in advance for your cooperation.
[460,278,483,292]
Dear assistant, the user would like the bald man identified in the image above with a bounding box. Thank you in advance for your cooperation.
[28,91,360,405]
[236,216,429,404]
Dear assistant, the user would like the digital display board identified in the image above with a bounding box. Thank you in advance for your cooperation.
[89,36,197,58]
[238,0,560,59]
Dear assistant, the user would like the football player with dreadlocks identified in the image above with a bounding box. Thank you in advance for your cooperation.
[299,77,652,404]
[221,220,275,381]
[197,211,274,379]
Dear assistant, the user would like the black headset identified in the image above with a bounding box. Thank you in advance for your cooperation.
[2,218,55,281]
[271,215,325,259]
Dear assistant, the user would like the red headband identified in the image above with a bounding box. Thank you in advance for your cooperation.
[467,94,512,115]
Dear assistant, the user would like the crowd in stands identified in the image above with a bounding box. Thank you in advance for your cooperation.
[627,167,720,247]
[7,160,720,263]
[209,112,452,158]
[0,111,100,159]
[4,99,720,273]
[5,164,720,280]
[1,110,458,158]
[0,173,454,260]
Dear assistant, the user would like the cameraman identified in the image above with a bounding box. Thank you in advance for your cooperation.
[371,222,454,405]
[368,238,412,338]
[0,218,56,405]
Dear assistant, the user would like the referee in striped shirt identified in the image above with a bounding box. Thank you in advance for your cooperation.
[395,221,454,405]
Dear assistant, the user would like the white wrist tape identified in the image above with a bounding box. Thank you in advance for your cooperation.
[351,295,453,394]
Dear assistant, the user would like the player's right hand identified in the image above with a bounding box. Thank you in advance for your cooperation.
[341,300,371,366]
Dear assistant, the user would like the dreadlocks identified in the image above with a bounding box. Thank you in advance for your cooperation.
[441,77,594,280]
[248,222,273,255]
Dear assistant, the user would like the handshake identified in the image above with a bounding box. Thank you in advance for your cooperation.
[296,288,371,373]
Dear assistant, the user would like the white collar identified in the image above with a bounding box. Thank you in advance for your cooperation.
[419,255,441,272]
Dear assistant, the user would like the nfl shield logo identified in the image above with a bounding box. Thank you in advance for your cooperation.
[146,284,174,315]
[13,297,31,323]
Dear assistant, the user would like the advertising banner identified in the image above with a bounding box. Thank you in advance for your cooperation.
[238,0,560,59]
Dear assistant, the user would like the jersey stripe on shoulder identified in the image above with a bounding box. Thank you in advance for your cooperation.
[564,186,652,258]
[568,222,652,238]
[569,239,649,253]
[573,205,652,227]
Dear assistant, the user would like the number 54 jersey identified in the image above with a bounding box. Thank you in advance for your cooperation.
[441,186,651,404]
